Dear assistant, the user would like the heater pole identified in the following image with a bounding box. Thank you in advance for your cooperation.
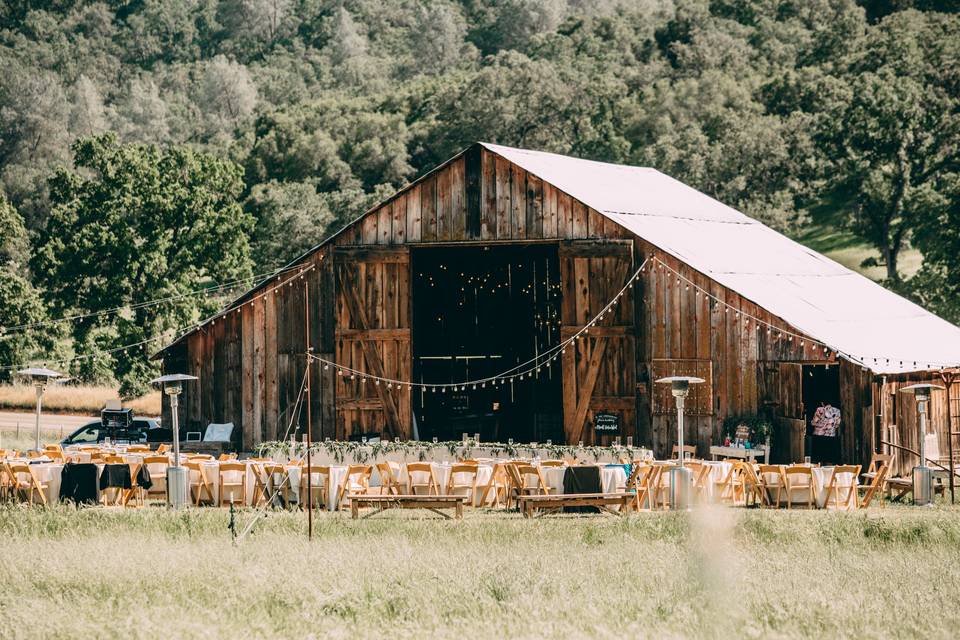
[676,395,685,470]
[34,383,43,451]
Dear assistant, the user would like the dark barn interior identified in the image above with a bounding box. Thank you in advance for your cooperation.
[411,244,562,443]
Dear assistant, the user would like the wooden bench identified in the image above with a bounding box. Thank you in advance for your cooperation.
[517,493,633,518]
[348,494,467,520]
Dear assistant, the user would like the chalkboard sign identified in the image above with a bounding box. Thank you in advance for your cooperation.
[594,412,621,434]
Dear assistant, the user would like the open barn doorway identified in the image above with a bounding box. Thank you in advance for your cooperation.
[411,244,563,443]
[802,364,842,463]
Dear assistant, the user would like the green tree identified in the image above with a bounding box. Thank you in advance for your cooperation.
[33,134,254,396]
[906,174,960,323]
[827,10,960,281]
[0,193,51,382]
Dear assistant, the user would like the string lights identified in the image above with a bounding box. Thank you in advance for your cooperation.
[0,263,309,338]
[0,261,318,373]
[310,257,650,389]
[646,256,957,372]
[4,249,958,380]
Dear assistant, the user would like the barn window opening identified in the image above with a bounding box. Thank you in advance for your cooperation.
[411,244,563,443]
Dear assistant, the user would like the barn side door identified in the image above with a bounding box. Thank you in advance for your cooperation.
[776,362,805,462]
[333,247,412,440]
[559,240,636,445]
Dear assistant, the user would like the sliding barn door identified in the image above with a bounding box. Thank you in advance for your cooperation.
[777,362,805,462]
[334,247,412,439]
[559,240,637,445]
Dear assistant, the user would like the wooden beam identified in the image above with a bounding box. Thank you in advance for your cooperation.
[336,328,410,340]
[572,337,608,444]
[334,246,410,262]
[557,239,633,258]
[336,265,404,437]
[560,325,633,339]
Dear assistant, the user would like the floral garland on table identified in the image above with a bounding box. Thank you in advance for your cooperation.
[255,439,652,464]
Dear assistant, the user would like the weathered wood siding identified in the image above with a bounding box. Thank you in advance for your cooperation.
[164,143,881,464]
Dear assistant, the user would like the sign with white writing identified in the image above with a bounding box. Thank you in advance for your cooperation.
[594,412,621,434]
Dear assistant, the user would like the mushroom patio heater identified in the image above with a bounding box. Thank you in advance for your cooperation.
[900,383,943,507]
[150,373,197,509]
[655,375,704,510]
[17,367,63,451]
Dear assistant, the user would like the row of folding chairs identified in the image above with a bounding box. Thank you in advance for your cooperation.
[625,460,887,510]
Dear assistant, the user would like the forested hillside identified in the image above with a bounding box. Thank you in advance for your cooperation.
[1,0,958,394]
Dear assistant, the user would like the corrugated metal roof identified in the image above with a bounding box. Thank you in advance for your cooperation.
[482,142,960,374]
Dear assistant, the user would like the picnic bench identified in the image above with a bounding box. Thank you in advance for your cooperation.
[517,493,633,518]
[348,494,467,520]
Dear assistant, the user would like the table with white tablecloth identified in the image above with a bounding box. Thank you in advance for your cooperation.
[540,464,628,495]
[11,461,140,504]
[399,462,494,506]
[760,465,857,508]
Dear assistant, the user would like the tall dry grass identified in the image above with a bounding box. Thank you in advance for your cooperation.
[0,383,160,415]
[1,505,959,639]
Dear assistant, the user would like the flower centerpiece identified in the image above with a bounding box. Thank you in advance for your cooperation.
[721,414,774,449]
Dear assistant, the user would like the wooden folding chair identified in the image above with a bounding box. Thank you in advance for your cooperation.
[688,463,712,504]
[218,462,248,506]
[758,465,787,508]
[249,462,270,507]
[300,462,329,509]
[142,455,168,502]
[262,464,293,508]
[713,462,744,505]
[514,463,550,496]
[376,461,403,495]
[824,465,861,510]
[739,462,767,507]
[0,461,13,501]
[672,445,696,461]
[218,453,238,462]
[123,462,146,507]
[336,465,372,511]
[859,463,888,508]
[648,463,675,509]
[783,465,815,509]
[539,460,566,467]
[628,464,658,511]
[476,462,510,508]
[446,463,480,505]
[9,463,48,505]
[185,461,215,506]
[406,462,440,495]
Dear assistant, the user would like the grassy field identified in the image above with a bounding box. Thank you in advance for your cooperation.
[0,426,67,452]
[0,384,161,416]
[1,505,959,639]
[794,201,922,281]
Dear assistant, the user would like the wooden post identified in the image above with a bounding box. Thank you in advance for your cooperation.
[304,278,313,540]
[940,371,955,504]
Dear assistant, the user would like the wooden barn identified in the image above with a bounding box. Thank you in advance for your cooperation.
[156,143,960,471]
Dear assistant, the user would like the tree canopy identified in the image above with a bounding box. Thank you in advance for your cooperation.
[0,0,959,388]
[32,134,253,394]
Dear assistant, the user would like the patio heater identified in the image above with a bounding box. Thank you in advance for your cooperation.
[900,383,943,507]
[150,373,197,509]
[17,367,63,451]
[655,376,704,510]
